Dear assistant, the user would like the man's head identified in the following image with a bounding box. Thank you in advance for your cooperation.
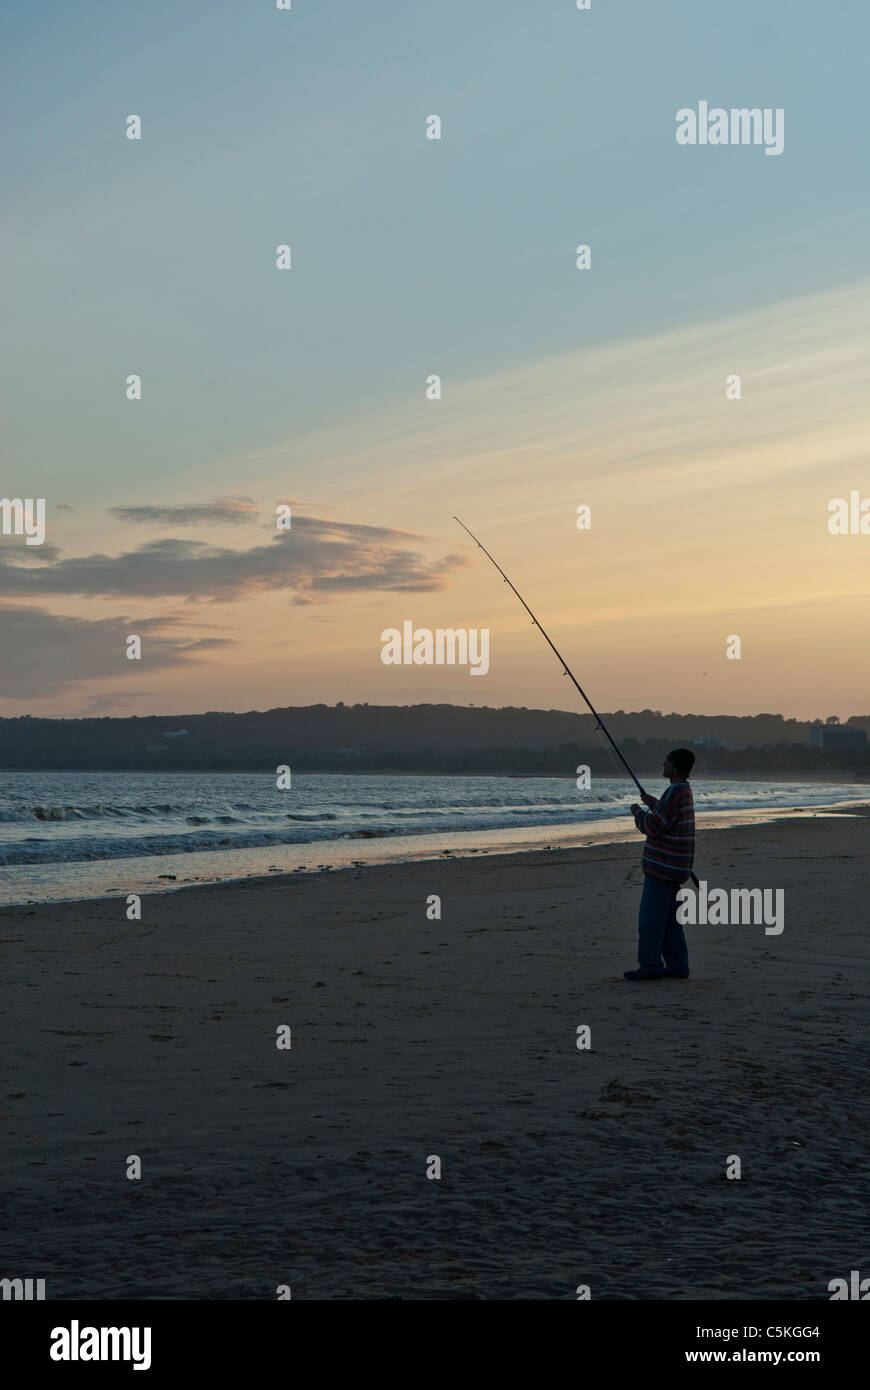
[663,748,695,781]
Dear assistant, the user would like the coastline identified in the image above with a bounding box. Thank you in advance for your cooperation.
[2,795,868,908]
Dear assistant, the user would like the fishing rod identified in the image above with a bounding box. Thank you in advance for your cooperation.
[454,515,643,790]
[454,516,700,889]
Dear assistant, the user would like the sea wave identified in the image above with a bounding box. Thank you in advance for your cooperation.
[0,773,865,873]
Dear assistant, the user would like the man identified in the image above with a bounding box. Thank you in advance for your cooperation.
[623,748,695,981]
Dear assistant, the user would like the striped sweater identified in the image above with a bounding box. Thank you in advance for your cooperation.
[634,781,695,882]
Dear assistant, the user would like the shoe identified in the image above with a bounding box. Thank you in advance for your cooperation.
[663,970,690,979]
[623,969,663,981]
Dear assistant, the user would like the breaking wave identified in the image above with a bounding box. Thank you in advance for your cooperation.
[0,771,864,871]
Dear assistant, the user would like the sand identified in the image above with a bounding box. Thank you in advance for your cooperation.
[2,812,869,1300]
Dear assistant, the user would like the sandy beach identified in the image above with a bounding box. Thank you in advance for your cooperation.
[3,811,869,1300]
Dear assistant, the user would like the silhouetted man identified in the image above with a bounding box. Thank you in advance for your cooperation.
[624,748,695,981]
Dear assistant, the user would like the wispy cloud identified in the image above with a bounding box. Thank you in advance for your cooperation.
[108,496,259,526]
[0,515,466,602]
[0,608,236,700]
[78,689,158,714]
[0,540,63,563]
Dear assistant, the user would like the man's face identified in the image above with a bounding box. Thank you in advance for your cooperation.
[663,758,674,779]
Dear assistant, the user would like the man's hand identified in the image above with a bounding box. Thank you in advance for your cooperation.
[640,791,657,808]
[630,802,642,816]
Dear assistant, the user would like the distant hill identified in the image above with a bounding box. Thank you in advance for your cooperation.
[1,704,869,775]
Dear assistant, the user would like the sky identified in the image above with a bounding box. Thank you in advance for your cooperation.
[1,0,868,721]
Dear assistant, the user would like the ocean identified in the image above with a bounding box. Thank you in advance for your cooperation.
[0,770,865,906]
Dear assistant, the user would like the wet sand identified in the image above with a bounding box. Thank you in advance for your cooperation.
[2,812,869,1299]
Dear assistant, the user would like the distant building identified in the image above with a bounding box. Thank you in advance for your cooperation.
[809,726,867,750]
[692,734,725,749]
[164,729,190,738]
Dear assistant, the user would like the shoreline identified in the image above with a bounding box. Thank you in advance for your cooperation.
[2,796,869,908]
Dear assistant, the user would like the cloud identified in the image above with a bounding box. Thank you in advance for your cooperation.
[0,607,236,700]
[108,495,259,525]
[0,515,466,602]
[77,689,158,714]
[0,540,63,563]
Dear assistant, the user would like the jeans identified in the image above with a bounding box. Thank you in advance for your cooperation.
[637,872,689,976]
